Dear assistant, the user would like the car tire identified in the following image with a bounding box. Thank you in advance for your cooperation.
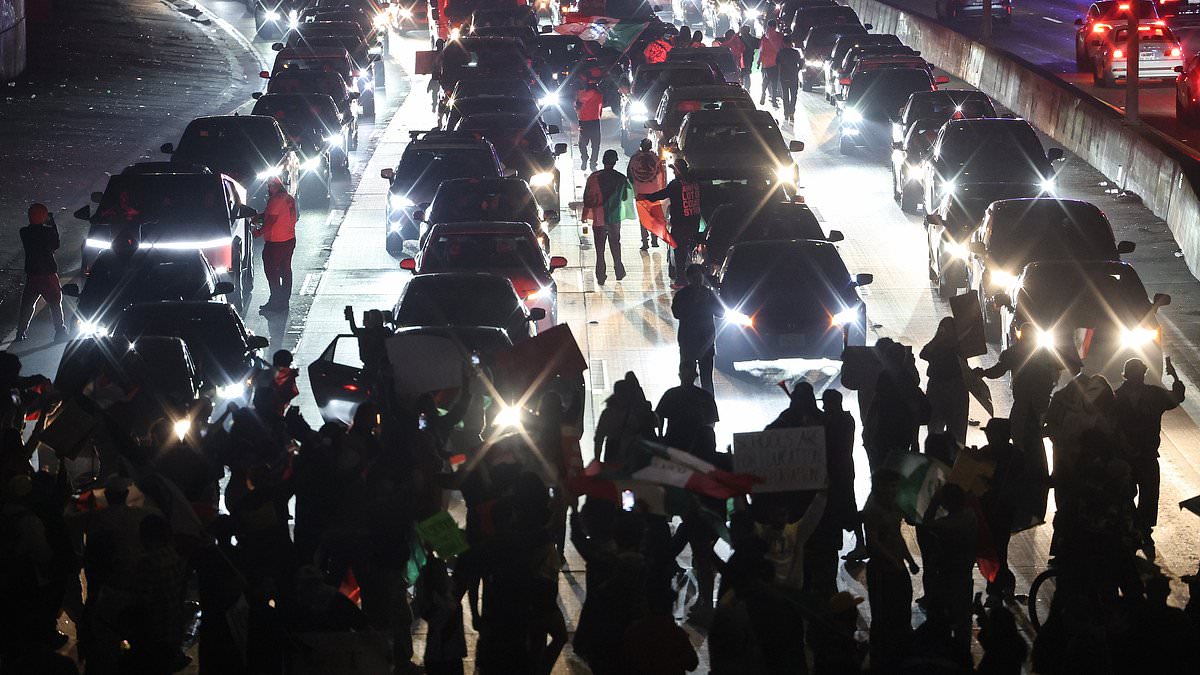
[362,92,376,119]
[385,231,404,256]
[900,182,920,214]
[839,136,854,155]
[936,263,955,299]
[349,127,359,151]
[982,297,1002,343]
[715,351,735,374]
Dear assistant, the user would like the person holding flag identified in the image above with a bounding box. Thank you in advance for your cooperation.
[626,139,670,251]
[583,149,632,285]
[636,158,702,288]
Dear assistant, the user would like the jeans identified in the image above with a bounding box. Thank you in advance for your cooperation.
[671,236,695,285]
[1133,455,1161,540]
[262,238,296,308]
[18,272,65,335]
[762,66,780,103]
[680,345,715,395]
[780,78,799,119]
[593,225,624,282]
[578,120,601,166]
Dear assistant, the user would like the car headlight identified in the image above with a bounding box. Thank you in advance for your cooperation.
[264,10,281,20]
[1040,177,1056,194]
[719,2,739,17]
[78,321,110,337]
[831,307,859,326]
[629,100,649,119]
[374,14,389,28]
[945,241,970,260]
[301,157,322,172]
[324,134,343,147]
[257,167,282,181]
[525,286,553,301]
[389,194,414,210]
[216,382,246,400]
[1035,329,1056,351]
[806,59,824,69]
[1120,326,1159,348]
[843,107,863,124]
[85,238,112,250]
[775,164,798,184]
[493,405,523,429]
[989,269,1017,288]
[287,9,299,29]
[530,172,555,187]
[725,309,754,328]
[399,8,413,18]
[538,94,560,107]
[173,419,192,441]
[942,179,957,197]
[745,8,761,20]
[450,26,461,40]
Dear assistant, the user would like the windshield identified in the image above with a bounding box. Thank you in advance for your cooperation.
[397,150,499,188]
[273,54,350,77]
[114,307,246,376]
[173,120,284,177]
[453,79,534,98]
[806,24,863,48]
[847,70,931,118]
[684,121,785,155]
[457,123,549,157]
[989,203,1117,266]
[937,124,1047,181]
[431,183,536,222]
[635,68,717,97]
[80,255,211,316]
[441,43,530,79]
[251,96,340,137]
[909,92,994,120]
[96,174,229,229]
[1019,265,1151,326]
[724,244,850,299]
[396,280,521,327]
[268,71,348,100]
[422,233,543,271]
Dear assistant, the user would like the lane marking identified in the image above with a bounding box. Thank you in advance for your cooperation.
[1043,16,1064,24]
[299,272,322,296]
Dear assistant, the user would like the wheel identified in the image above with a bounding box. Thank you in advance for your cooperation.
[983,297,1002,343]
[362,91,376,119]
[349,127,359,151]
[715,352,735,373]
[900,182,920,214]
[385,231,404,256]
[1027,567,1060,632]
[839,136,854,155]
[936,262,954,299]
[1075,43,1090,71]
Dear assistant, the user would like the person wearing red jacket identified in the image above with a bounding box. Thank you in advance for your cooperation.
[758,19,784,107]
[253,177,299,314]
[575,81,604,171]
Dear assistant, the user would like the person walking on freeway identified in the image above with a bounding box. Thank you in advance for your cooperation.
[575,80,604,171]
[15,203,66,342]
[636,159,702,288]
[1114,356,1185,560]
[254,176,298,314]
[670,265,721,394]
[627,139,667,250]
[583,149,631,285]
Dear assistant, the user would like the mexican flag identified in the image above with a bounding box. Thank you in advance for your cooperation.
[555,15,649,53]
[573,440,759,501]
[880,450,949,524]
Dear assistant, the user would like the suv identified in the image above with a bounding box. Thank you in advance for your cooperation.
[380,129,504,252]
[621,62,720,152]
[453,112,568,214]
[264,69,360,149]
[1075,1,1160,70]
[840,68,945,153]
[673,108,805,188]
[967,198,1136,339]
[799,22,866,91]
[161,115,300,208]
[648,84,755,148]
[419,177,551,251]
[251,93,351,207]
[825,33,903,101]
[1091,22,1183,87]
[74,169,258,306]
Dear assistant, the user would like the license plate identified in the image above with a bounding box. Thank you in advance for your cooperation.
[779,334,807,348]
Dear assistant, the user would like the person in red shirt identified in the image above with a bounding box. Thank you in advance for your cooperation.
[758,19,784,107]
[253,177,299,314]
[575,80,604,171]
[717,29,745,70]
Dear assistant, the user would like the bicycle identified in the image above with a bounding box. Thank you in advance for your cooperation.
[1026,566,1059,631]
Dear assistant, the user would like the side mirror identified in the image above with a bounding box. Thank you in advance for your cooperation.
[160,142,175,154]
[543,209,559,221]
[864,23,872,30]
[540,25,552,33]
[1117,240,1137,255]
[994,293,1013,309]
[1175,65,1184,73]
[1075,18,1084,26]
[547,124,561,135]
[892,140,903,150]
[527,307,547,321]
[247,335,270,350]
[644,120,660,130]
[381,167,395,180]
[251,92,263,100]
[412,209,425,223]
[934,75,951,85]
[74,205,91,220]
[91,191,104,204]
[855,273,874,287]
[826,230,845,243]
[1153,292,1172,307]
[212,281,235,297]
[549,255,568,270]
[1047,147,1064,162]
[259,70,271,79]
[399,258,417,271]
[788,140,805,152]
[349,91,360,99]
[925,213,942,227]
[554,142,568,155]
[271,42,284,51]
[235,204,258,219]
[61,283,80,298]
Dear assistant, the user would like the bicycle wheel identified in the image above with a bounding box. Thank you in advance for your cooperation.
[1027,567,1059,631]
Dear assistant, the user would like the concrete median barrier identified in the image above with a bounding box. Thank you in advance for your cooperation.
[846,0,1200,279]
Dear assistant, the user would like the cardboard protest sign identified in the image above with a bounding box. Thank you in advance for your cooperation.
[385,334,467,394]
[414,50,437,75]
[416,511,469,560]
[948,449,996,497]
[732,427,827,493]
[37,400,100,459]
[492,324,588,395]
[950,292,987,358]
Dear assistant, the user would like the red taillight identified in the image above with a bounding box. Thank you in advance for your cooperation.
[1094,23,1110,33]
[1114,49,1125,58]
[677,101,701,112]
[1171,47,1182,57]
[343,383,360,392]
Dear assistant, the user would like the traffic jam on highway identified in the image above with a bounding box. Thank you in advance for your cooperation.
[5,0,1200,672]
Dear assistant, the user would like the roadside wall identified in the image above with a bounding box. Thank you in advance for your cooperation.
[0,0,26,80]
[846,0,1200,279]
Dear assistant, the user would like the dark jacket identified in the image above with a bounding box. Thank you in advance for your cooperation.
[671,284,721,351]
[20,222,59,275]
[641,178,702,240]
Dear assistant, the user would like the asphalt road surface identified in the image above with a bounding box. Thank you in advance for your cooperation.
[5,5,1200,672]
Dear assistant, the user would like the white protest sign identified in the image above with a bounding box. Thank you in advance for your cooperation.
[385,334,466,394]
[732,427,827,493]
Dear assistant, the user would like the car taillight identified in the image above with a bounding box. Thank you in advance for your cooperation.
[1114,49,1124,58]
[1171,47,1182,56]
[1093,23,1110,33]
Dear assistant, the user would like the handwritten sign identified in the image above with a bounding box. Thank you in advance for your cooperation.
[416,511,469,560]
[732,427,827,493]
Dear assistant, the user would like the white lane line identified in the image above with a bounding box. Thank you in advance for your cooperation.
[189,1,271,72]
[299,272,322,296]
[1043,16,1064,24]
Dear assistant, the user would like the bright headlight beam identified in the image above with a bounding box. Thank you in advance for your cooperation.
[1120,326,1159,348]
[775,165,797,184]
[216,382,246,400]
[1036,329,1056,350]
[843,107,863,124]
[831,307,858,326]
[989,269,1017,288]
[538,94,560,107]
[1040,177,1056,194]
[725,309,754,327]
[256,167,282,181]
[945,241,970,260]
[301,157,322,172]
[173,419,192,441]
[493,405,523,428]
[78,321,110,337]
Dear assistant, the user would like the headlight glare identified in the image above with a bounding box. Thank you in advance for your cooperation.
[1040,177,1056,194]
[725,309,754,328]
[493,405,523,429]
[538,94,560,107]
[217,382,246,400]
[989,269,1017,288]
[264,10,281,21]
[301,157,322,172]
[945,241,970,260]
[257,167,282,181]
[530,172,555,187]
[79,321,110,337]
[831,307,858,326]
[843,107,863,124]
[1120,326,1159,348]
